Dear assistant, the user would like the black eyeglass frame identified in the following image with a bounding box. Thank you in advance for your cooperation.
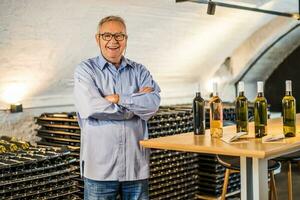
[98,32,128,41]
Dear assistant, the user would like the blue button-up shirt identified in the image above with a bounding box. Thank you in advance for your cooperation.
[73,54,161,181]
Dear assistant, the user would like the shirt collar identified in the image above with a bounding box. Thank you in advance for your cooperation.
[97,54,133,71]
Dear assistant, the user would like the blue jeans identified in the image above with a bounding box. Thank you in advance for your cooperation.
[84,178,149,200]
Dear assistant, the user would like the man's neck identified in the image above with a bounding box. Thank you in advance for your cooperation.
[102,56,122,69]
[112,62,120,68]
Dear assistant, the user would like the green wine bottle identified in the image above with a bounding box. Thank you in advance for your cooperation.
[209,82,223,138]
[282,80,296,137]
[254,81,268,138]
[235,81,248,133]
[193,92,205,135]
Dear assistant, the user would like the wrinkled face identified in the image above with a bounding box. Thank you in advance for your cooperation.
[96,21,127,67]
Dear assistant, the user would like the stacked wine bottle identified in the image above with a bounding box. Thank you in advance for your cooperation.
[148,106,199,200]
[35,113,83,197]
[0,136,80,200]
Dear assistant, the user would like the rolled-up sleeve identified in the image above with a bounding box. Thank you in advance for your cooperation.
[74,63,134,120]
[119,66,161,121]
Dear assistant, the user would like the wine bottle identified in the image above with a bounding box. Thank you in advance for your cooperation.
[235,81,248,133]
[209,83,223,138]
[0,145,6,153]
[254,81,268,138]
[0,136,30,150]
[193,92,205,135]
[282,80,296,137]
[0,140,18,152]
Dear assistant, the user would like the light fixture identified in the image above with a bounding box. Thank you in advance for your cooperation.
[207,0,216,15]
[176,0,300,20]
[10,103,23,113]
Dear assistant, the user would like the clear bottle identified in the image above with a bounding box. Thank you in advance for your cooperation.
[254,81,268,138]
[193,92,205,135]
[235,81,248,133]
[282,80,296,137]
[209,83,223,138]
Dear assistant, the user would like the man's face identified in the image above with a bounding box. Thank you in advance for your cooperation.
[96,21,127,66]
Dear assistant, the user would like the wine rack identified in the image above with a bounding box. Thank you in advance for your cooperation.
[148,107,198,200]
[0,137,80,200]
[35,112,83,197]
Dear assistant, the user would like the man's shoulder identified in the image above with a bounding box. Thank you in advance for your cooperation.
[76,56,99,71]
[79,56,99,68]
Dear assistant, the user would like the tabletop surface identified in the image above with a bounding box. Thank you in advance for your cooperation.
[140,114,300,158]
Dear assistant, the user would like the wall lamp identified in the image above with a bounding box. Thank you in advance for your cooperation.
[10,103,23,113]
[176,0,300,20]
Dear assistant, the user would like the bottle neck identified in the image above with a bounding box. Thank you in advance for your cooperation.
[213,83,218,97]
[286,91,292,96]
[257,92,264,97]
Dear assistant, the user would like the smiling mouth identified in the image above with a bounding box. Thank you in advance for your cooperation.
[107,46,119,51]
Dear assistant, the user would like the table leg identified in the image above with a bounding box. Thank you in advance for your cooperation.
[252,158,268,200]
[240,157,253,200]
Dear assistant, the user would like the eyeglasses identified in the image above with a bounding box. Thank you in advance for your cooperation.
[98,32,127,41]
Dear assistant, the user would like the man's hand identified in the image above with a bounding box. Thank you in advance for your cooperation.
[139,87,153,93]
[105,94,119,104]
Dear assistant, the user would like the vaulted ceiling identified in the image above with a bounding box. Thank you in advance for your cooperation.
[0,0,298,108]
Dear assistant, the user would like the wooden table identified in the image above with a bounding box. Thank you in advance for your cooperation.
[140,115,300,200]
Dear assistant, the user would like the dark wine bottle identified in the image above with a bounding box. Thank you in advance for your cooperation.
[193,92,205,135]
[235,81,248,133]
[254,81,268,138]
[282,80,296,137]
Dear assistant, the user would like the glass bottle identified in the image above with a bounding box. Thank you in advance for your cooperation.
[235,81,248,133]
[282,80,296,137]
[1,136,30,150]
[209,83,223,138]
[254,81,268,138]
[0,145,6,153]
[193,92,205,135]
[0,140,18,152]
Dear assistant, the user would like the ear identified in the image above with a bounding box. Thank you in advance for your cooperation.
[95,34,100,46]
[123,40,127,56]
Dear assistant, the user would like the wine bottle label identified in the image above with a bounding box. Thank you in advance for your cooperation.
[211,103,222,120]
[211,120,222,128]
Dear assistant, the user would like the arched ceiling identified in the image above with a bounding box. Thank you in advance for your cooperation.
[240,24,300,100]
[0,0,298,108]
